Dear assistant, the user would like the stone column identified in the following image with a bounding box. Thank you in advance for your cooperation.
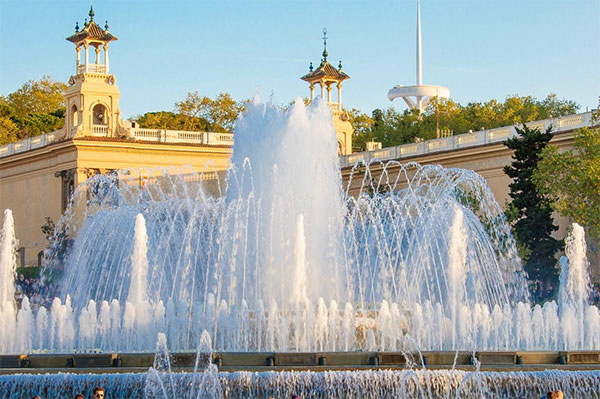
[337,83,342,109]
[103,44,109,73]
[84,43,89,72]
[326,84,332,103]
[309,85,315,101]
[320,81,325,99]
[76,46,81,72]
[95,46,101,65]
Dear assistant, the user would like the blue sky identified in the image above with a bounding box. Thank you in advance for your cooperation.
[1,0,598,119]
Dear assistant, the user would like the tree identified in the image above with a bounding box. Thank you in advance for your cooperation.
[175,92,247,132]
[135,111,212,131]
[7,75,66,116]
[0,76,66,143]
[503,125,563,286]
[534,126,600,239]
[0,102,18,144]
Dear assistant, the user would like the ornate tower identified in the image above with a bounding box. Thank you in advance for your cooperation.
[64,6,121,138]
[301,29,353,155]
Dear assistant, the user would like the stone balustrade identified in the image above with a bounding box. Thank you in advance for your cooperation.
[340,111,596,168]
[77,64,106,74]
[129,128,234,146]
[0,131,59,158]
[0,112,594,161]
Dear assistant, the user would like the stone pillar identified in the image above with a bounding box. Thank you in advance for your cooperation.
[320,81,325,99]
[76,46,81,71]
[95,46,101,65]
[326,84,332,103]
[309,85,315,101]
[103,44,109,73]
[84,43,89,72]
[337,83,343,110]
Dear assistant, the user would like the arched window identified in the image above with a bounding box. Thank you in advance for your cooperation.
[71,104,79,126]
[93,104,107,125]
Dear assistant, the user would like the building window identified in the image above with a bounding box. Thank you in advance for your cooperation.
[93,104,107,125]
[17,247,25,268]
[55,168,77,213]
[71,104,79,126]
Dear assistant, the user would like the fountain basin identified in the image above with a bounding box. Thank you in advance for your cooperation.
[1,351,599,374]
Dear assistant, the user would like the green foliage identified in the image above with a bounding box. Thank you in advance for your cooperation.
[0,76,66,144]
[534,127,600,239]
[175,92,247,132]
[135,111,212,131]
[350,94,579,152]
[503,125,562,284]
[7,75,66,116]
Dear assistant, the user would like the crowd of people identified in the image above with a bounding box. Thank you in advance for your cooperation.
[30,386,104,399]
[27,389,567,398]
[14,273,57,311]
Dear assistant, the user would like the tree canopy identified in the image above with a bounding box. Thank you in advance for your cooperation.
[503,125,562,285]
[175,92,247,132]
[0,76,66,144]
[350,94,580,152]
[534,125,600,240]
[135,111,212,132]
[136,92,248,133]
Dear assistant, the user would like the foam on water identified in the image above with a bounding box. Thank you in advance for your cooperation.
[1,369,599,399]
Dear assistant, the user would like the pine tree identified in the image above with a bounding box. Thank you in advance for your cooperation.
[503,125,562,288]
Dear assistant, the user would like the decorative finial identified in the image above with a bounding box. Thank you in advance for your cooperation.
[338,60,342,70]
[89,5,95,21]
[75,21,80,32]
[309,62,313,72]
[322,27,328,61]
[104,20,109,30]
[84,18,88,27]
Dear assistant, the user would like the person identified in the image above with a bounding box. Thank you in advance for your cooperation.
[545,390,564,399]
[93,386,105,399]
[74,394,85,399]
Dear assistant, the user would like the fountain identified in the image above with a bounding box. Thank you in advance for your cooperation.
[0,99,599,397]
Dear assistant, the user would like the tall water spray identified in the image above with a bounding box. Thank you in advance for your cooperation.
[558,223,597,349]
[128,213,150,306]
[0,210,17,353]
[448,205,467,348]
[291,213,309,308]
[559,223,591,308]
[4,99,599,354]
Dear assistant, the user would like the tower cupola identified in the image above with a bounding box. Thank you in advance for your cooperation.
[300,28,349,112]
[300,29,353,155]
[64,6,122,139]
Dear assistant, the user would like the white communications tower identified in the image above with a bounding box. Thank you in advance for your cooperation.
[388,0,450,113]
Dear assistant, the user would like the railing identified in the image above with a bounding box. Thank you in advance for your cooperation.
[129,128,234,146]
[77,64,106,74]
[0,131,59,158]
[92,125,108,135]
[1,112,594,161]
[339,111,596,168]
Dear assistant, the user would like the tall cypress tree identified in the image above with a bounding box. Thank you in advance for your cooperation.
[503,125,562,288]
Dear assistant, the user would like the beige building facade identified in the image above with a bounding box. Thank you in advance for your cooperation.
[0,8,358,268]
[0,8,234,267]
